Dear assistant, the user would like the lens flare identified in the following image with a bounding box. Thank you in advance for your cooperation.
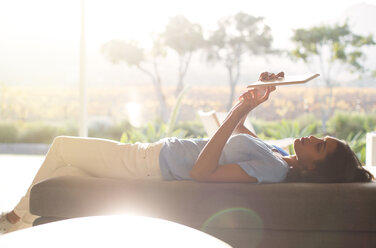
[202,208,264,247]
[125,101,142,127]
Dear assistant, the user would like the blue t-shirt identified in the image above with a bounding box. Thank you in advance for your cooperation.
[159,134,289,183]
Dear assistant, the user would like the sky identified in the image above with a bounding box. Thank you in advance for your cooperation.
[2,0,374,46]
[0,0,375,86]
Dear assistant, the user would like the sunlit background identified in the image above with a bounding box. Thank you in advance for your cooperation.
[1,0,375,86]
[0,0,375,148]
[1,0,376,240]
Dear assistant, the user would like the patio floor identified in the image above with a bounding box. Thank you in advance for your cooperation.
[0,155,44,213]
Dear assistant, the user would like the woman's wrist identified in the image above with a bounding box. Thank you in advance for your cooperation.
[229,108,243,122]
[231,104,250,120]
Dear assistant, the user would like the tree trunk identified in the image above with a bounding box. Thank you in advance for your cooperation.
[320,85,334,134]
[228,82,237,111]
[175,77,184,98]
[226,66,236,111]
[175,53,192,97]
[154,80,169,122]
[226,60,241,111]
[137,65,169,122]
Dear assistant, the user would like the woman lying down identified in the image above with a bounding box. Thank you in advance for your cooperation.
[1,86,374,234]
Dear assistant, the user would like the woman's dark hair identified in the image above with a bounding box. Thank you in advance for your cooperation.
[285,140,374,183]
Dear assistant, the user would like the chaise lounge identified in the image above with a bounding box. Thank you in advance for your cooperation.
[30,175,376,248]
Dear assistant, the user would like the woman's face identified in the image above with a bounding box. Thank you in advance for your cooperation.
[293,136,339,170]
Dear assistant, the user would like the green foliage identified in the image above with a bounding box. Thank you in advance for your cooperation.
[252,116,321,156]
[253,115,321,139]
[325,111,376,164]
[175,120,206,138]
[101,40,145,66]
[18,122,62,144]
[345,131,366,163]
[166,86,191,137]
[0,85,193,145]
[265,120,318,139]
[88,119,132,141]
[0,110,372,164]
[161,15,204,95]
[290,22,375,133]
[0,123,18,143]
[250,113,371,163]
[162,15,204,56]
[102,15,204,118]
[326,111,376,140]
[291,22,375,78]
[121,86,191,143]
[101,39,169,121]
[206,12,274,110]
[120,122,187,144]
[207,12,273,59]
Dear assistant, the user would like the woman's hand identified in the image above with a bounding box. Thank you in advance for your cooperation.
[190,85,276,182]
[236,86,276,114]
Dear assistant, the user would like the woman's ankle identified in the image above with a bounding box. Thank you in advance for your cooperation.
[6,211,20,224]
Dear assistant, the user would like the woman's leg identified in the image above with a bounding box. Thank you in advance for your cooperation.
[11,136,163,230]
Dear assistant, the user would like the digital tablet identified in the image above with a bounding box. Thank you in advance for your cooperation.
[247,73,320,88]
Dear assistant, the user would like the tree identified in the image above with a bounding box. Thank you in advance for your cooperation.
[291,22,375,132]
[161,15,204,96]
[206,12,273,110]
[101,39,169,122]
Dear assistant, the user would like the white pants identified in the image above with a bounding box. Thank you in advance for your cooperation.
[13,136,164,231]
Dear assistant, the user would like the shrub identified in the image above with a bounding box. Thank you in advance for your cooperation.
[58,121,78,137]
[0,123,18,143]
[252,114,321,139]
[175,120,206,138]
[120,121,188,143]
[88,119,134,141]
[327,111,376,140]
[0,111,371,164]
[18,122,60,143]
[345,132,366,164]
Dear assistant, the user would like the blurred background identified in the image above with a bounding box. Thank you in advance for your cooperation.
[0,0,376,162]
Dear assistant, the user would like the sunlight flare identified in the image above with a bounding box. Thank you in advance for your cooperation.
[125,101,142,127]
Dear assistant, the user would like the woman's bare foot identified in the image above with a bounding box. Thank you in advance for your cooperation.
[1,211,20,234]
[6,211,20,224]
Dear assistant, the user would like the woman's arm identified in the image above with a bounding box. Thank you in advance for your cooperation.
[190,87,275,182]
[233,113,258,138]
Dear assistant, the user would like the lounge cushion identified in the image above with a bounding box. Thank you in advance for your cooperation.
[30,176,376,232]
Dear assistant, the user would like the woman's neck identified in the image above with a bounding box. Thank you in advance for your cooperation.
[282,155,300,169]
